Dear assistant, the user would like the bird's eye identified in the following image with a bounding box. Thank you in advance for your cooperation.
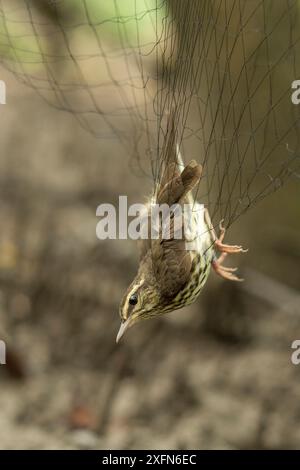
[129,294,138,306]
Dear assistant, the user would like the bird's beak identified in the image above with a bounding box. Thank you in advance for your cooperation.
[116,318,131,343]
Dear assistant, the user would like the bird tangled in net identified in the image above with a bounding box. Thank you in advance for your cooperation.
[117,111,248,341]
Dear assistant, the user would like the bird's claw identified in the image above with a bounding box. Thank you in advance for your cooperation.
[214,219,248,254]
[212,221,246,281]
[212,256,243,282]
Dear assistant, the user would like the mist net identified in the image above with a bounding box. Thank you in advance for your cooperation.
[0,0,299,226]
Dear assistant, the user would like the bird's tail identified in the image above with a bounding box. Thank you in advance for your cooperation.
[156,110,202,206]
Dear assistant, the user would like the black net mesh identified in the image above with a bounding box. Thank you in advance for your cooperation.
[0,0,299,226]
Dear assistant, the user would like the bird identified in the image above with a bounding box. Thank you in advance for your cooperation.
[117,113,247,342]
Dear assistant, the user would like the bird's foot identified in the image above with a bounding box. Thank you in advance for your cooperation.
[212,253,243,282]
[214,220,248,254]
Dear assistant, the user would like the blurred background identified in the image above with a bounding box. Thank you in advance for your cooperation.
[0,0,299,450]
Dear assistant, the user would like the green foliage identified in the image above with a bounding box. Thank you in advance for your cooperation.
[0,0,166,69]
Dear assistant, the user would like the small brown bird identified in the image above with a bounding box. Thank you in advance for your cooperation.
[117,114,247,342]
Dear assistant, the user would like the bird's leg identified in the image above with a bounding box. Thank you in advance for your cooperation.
[204,209,247,282]
[204,210,247,254]
[212,253,243,282]
[214,220,247,254]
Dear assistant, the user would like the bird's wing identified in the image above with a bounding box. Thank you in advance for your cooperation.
[138,114,198,261]
[140,110,202,295]
[152,235,192,299]
[157,160,202,205]
[151,159,202,298]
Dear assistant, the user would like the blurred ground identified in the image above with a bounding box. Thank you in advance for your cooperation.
[0,68,300,450]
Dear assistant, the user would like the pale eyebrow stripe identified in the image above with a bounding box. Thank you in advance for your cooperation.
[124,278,145,315]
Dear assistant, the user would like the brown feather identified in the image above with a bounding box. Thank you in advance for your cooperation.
[139,108,202,296]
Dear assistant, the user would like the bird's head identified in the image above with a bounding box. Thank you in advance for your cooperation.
[117,258,161,342]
